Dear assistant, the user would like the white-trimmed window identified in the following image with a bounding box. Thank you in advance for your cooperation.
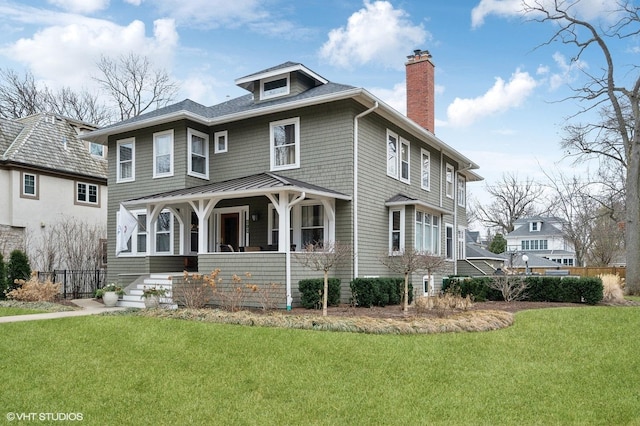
[387,130,410,183]
[423,275,435,296]
[118,210,147,256]
[21,172,37,198]
[188,128,209,179]
[389,208,405,254]
[457,175,466,207]
[261,74,290,100]
[270,117,300,171]
[76,182,99,205]
[445,164,454,199]
[301,204,324,246]
[155,211,172,253]
[387,130,398,178]
[153,130,174,178]
[457,227,466,259]
[89,143,104,157]
[421,149,430,191]
[445,224,454,260]
[400,138,410,182]
[268,206,292,246]
[214,130,228,154]
[117,138,135,182]
[415,211,439,254]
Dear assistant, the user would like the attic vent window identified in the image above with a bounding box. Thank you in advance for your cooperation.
[261,74,289,100]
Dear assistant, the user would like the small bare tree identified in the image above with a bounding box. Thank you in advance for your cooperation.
[379,250,447,315]
[294,241,351,316]
[488,275,528,302]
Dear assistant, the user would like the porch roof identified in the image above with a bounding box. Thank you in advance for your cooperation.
[123,172,352,206]
[385,193,450,215]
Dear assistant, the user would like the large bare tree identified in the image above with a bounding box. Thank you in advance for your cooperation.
[95,53,179,121]
[472,172,546,234]
[523,0,640,293]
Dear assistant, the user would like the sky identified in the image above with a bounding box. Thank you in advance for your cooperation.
[0,0,636,233]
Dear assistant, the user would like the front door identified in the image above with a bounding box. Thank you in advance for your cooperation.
[220,213,240,251]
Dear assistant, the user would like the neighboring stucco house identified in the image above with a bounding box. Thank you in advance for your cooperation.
[0,113,108,268]
[82,50,482,308]
[505,216,577,266]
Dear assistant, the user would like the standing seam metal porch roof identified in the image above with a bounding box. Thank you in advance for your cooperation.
[123,172,352,206]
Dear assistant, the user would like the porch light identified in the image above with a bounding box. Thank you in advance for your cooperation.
[251,213,260,222]
[522,254,529,275]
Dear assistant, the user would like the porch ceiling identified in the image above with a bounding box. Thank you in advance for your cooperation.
[123,172,352,206]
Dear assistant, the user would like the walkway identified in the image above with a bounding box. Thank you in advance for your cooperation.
[0,299,126,323]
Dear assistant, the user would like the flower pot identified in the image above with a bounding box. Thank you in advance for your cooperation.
[102,291,119,307]
[144,296,160,309]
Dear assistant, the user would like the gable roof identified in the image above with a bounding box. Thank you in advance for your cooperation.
[123,172,351,206]
[0,113,107,180]
[235,61,328,91]
[80,61,482,182]
[384,193,450,214]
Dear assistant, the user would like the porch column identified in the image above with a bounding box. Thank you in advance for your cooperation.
[189,198,219,254]
[320,198,336,243]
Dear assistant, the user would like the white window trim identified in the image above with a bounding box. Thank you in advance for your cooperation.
[386,130,398,179]
[270,117,300,171]
[445,223,454,260]
[153,129,174,178]
[415,210,440,255]
[261,73,290,100]
[421,148,431,191]
[117,209,147,257]
[76,182,99,205]
[116,138,135,183]
[457,226,466,260]
[214,130,228,154]
[445,163,454,199]
[400,137,410,183]
[457,174,466,207]
[154,210,174,254]
[89,142,104,157]
[389,207,405,255]
[423,275,435,296]
[187,128,209,179]
[268,201,331,249]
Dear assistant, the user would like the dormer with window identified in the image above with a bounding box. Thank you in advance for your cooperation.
[529,221,542,232]
[235,62,328,102]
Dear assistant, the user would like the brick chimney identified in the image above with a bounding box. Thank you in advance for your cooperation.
[406,49,435,133]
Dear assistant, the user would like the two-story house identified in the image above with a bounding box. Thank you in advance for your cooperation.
[82,50,482,308]
[505,216,577,266]
[0,113,108,269]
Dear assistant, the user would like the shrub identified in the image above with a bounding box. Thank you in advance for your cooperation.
[299,278,340,309]
[7,273,60,302]
[7,250,31,291]
[600,274,625,303]
[414,290,473,317]
[350,278,412,308]
[0,253,7,299]
[445,277,501,302]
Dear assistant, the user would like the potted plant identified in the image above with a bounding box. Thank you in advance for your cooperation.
[141,285,167,308]
[96,283,125,307]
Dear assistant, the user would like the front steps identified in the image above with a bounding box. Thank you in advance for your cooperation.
[117,273,178,309]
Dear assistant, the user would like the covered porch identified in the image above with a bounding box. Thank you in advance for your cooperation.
[118,173,352,308]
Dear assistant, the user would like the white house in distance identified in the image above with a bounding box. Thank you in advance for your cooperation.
[0,113,108,269]
[505,216,576,266]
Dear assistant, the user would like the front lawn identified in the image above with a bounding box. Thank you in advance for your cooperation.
[0,307,47,317]
[1,306,638,425]
[0,301,76,317]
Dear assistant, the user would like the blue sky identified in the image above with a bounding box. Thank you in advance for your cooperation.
[0,0,634,229]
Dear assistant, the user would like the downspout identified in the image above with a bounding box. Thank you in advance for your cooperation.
[286,191,306,310]
[353,101,378,279]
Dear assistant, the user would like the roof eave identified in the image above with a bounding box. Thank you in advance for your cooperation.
[384,199,451,215]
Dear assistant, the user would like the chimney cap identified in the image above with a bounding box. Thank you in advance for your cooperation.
[407,49,432,60]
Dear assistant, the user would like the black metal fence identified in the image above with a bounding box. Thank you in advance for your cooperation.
[37,270,106,299]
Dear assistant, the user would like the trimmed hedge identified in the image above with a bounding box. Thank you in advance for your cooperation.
[298,278,341,309]
[350,277,413,307]
[444,276,603,305]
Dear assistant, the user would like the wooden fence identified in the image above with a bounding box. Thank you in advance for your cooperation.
[514,266,626,279]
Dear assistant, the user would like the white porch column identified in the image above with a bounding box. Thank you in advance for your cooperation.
[189,198,219,254]
[320,198,336,243]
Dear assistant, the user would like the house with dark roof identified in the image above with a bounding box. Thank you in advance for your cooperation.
[0,113,107,267]
[82,51,482,308]
[505,216,577,266]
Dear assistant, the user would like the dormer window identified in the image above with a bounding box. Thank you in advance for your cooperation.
[530,221,541,232]
[261,74,289,100]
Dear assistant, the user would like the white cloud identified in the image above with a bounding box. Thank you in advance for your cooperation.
[320,0,428,69]
[370,82,406,114]
[547,52,587,91]
[446,69,537,127]
[471,0,625,29]
[124,0,143,5]
[46,0,110,14]
[2,14,178,90]
[146,0,268,28]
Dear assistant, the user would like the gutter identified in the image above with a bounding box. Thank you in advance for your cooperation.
[353,101,379,279]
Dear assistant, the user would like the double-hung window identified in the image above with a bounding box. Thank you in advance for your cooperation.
[117,138,135,182]
[153,130,174,178]
[301,204,324,246]
[270,117,300,171]
[445,224,454,260]
[389,208,404,254]
[155,211,172,253]
[188,128,209,179]
[457,175,466,207]
[76,182,99,205]
[445,164,454,199]
[415,211,440,254]
[21,172,37,199]
[386,130,410,182]
[421,149,430,191]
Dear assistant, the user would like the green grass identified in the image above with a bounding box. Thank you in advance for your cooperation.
[1,307,639,425]
[0,307,47,316]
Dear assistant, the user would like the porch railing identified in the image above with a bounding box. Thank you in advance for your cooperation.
[37,270,107,299]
